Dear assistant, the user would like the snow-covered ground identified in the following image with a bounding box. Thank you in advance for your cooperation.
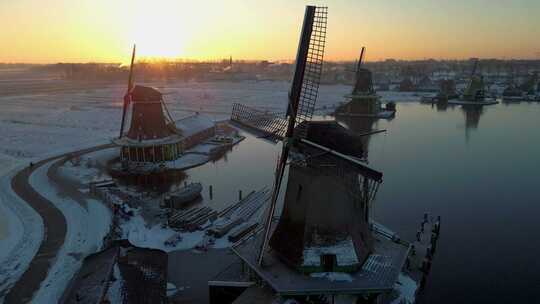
[28,161,111,303]
[118,208,234,252]
[0,80,424,162]
[391,274,417,304]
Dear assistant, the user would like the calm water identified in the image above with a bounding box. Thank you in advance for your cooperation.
[183,101,540,303]
[368,102,540,303]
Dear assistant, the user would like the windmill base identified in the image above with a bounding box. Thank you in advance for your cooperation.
[227,227,409,298]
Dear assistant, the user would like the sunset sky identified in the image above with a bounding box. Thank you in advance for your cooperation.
[1,0,539,63]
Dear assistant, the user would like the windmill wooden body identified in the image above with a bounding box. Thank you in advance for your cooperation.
[217,6,410,303]
[112,46,185,168]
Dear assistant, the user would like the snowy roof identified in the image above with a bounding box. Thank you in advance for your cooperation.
[175,113,215,138]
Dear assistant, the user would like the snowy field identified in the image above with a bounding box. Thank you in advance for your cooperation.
[0,72,423,161]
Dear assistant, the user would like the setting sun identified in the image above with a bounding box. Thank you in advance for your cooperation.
[127,0,190,59]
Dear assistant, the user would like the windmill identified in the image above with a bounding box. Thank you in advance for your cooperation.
[231,1,408,282]
[333,47,395,118]
[229,6,409,300]
[351,47,375,96]
[113,45,183,167]
[462,59,486,101]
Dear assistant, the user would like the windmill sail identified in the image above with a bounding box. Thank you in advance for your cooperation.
[288,6,327,139]
[230,103,288,140]
[255,6,328,266]
[119,45,136,138]
[231,7,327,140]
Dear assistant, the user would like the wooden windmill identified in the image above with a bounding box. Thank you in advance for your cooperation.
[232,5,386,272]
[224,6,410,302]
[113,45,183,166]
[333,46,391,117]
[351,47,375,96]
[462,59,486,102]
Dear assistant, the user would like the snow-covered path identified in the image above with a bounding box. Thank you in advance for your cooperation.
[0,157,44,302]
[28,160,111,303]
[1,144,112,303]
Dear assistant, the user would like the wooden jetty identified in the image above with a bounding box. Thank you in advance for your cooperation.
[405,213,442,299]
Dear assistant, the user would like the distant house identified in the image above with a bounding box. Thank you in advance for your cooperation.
[399,78,416,92]
[63,240,168,304]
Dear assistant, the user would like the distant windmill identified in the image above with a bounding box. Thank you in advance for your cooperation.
[462,58,486,101]
[333,46,394,117]
[351,46,375,95]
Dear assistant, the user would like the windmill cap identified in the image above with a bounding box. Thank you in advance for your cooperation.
[131,85,163,102]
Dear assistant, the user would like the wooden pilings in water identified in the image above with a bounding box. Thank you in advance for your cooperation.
[407,212,441,294]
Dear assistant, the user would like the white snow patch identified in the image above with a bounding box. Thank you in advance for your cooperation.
[391,274,418,304]
[120,213,233,252]
[166,282,178,297]
[310,272,354,282]
[121,214,204,251]
[106,264,125,303]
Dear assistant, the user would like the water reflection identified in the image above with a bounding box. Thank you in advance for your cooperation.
[109,141,237,194]
[427,101,488,143]
[366,102,540,303]
[461,105,485,142]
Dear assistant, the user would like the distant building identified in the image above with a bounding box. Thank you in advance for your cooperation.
[63,240,168,304]
[174,113,216,151]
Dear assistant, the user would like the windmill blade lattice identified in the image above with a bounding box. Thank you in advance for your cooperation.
[292,6,327,138]
[231,103,288,140]
[230,7,327,140]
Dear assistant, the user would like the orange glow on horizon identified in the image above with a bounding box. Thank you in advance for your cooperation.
[0,0,539,63]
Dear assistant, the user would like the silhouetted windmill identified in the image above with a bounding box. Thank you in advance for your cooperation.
[333,47,394,117]
[229,8,409,301]
[113,45,183,166]
[231,6,388,272]
[462,59,486,101]
[351,47,375,96]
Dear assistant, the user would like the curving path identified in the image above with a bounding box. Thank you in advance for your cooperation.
[5,144,112,303]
